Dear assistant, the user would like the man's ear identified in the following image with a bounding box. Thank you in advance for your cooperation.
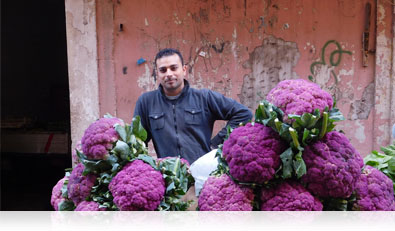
[182,64,187,76]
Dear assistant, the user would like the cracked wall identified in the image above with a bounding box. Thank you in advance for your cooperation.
[239,36,300,110]
[348,82,375,120]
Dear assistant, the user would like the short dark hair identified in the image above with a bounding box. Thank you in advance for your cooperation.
[154,48,184,66]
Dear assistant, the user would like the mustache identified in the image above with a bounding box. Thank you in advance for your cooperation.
[164,76,177,81]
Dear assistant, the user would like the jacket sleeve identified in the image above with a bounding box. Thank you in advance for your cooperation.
[206,90,253,148]
[133,94,152,145]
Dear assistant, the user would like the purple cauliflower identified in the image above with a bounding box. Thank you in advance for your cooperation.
[198,174,255,211]
[75,201,106,211]
[301,131,364,198]
[266,79,333,122]
[50,176,69,211]
[81,117,124,159]
[109,160,165,211]
[222,122,288,184]
[67,163,97,206]
[260,181,323,211]
[352,166,395,211]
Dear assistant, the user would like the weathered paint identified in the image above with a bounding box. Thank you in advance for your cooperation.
[392,4,395,143]
[239,35,300,110]
[373,1,394,150]
[66,0,394,159]
[65,0,100,164]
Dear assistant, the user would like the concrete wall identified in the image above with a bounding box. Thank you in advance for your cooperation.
[65,0,100,154]
[66,0,394,158]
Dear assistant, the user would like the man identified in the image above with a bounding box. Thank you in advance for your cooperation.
[133,48,252,164]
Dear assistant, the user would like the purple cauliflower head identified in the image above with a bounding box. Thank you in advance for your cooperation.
[67,163,97,206]
[301,131,364,198]
[51,176,69,211]
[81,117,124,160]
[75,201,106,211]
[109,160,165,211]
[222,122,288,184]
[266,79,333,122]
[260,181,323,211]
[352,166,395,211]
[198,174,255,211]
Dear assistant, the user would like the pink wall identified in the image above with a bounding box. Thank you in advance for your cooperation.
[95,0,394,157]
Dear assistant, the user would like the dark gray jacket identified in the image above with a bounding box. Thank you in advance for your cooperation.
[133,80,252,164]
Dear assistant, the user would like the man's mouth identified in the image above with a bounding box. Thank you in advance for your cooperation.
[166,78,176,84]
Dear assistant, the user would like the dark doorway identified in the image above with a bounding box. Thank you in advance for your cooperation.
[1,0,72,210]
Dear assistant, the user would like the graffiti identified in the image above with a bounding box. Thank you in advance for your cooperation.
[308,40,352,83]
[187,41,229,73]
[211,42,225,53]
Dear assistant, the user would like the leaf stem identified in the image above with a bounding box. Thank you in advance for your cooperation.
[289,127,300,149]
[319,112,329,139]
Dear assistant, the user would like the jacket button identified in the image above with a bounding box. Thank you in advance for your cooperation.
[154,116,158,119]
[192,110,195,113]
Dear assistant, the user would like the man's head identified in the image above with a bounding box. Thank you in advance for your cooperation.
[154,48,187,96]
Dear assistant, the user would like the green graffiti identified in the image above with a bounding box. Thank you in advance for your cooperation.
[308,40,352,83]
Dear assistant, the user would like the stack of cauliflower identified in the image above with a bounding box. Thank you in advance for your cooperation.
[198,79,395,211]
[50,115,194,211]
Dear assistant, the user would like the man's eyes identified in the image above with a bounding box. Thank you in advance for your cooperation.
[159,65,178,73]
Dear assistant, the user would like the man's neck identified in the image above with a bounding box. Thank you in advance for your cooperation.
[165,92,181,100]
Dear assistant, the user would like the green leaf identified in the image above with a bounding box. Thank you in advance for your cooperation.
[107,154,119,166]
[132,116,147,141]
[381,146,395,156]
[388,157,395,175]
[326,123,336,133]
[302,113,320,129]
[58,200,75,211]
[293,151,307,178]
[61,179,69,198]
[278,123,292,143]
[280,147,294,179]
[364,152,392,170]
[115,124,127,142]
[302,129,310,146]
[77,150,112,174]
[113,140,131,161]
[328,108,345,122]
[136,154,157,170]
[111,163,120,173]
[128,134,137,146]
[166,181,175,193]
[254,104,266,123]
[103,113,114,118]
[255,100,284,125]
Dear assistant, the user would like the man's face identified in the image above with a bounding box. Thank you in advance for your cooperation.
[156,54,186,96]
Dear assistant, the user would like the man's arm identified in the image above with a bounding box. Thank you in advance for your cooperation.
[207,90,253,148]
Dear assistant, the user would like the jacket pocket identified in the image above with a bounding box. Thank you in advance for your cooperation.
[184,108,202,125]
[149,112,165,130]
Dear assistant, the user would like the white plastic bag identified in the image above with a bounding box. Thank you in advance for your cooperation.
[189,149,219,196]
